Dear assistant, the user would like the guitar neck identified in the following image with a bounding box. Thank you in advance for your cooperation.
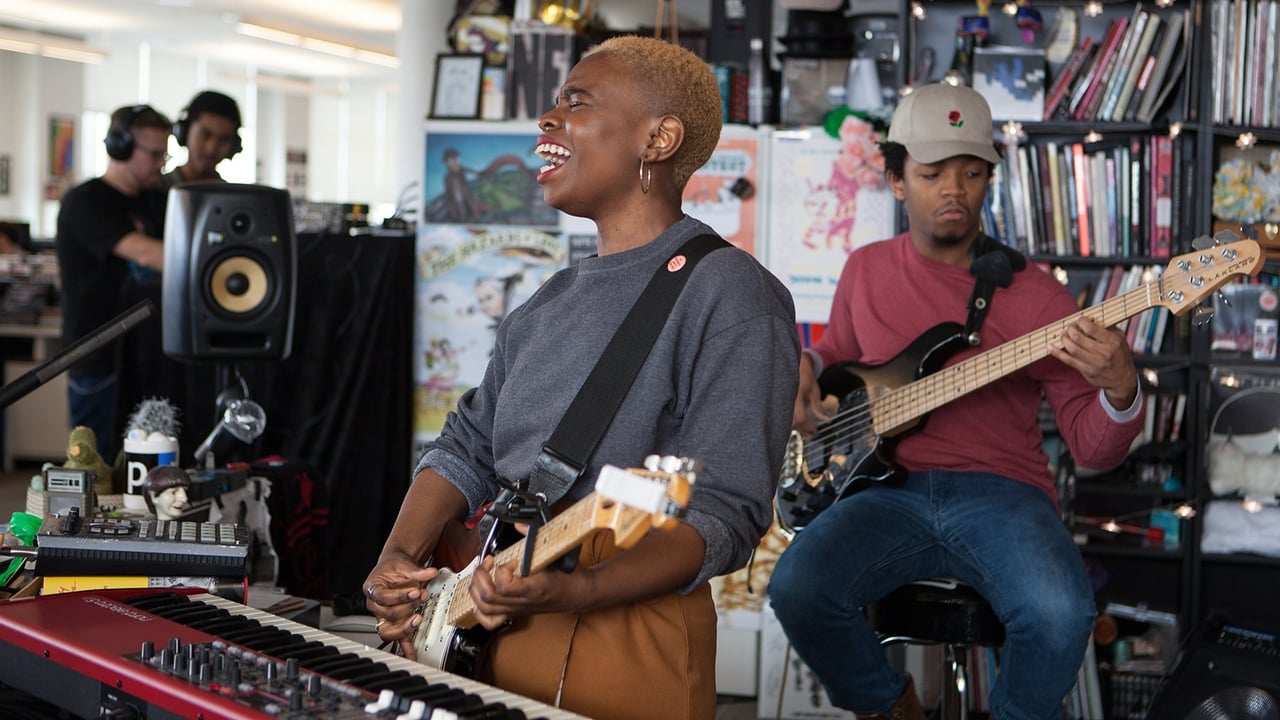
[872,279,1159,435]
[446,494,601,627]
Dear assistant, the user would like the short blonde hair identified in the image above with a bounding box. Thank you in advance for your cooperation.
[586,36,722,190]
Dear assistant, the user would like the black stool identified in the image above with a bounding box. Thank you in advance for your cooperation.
[867,579,1006,720]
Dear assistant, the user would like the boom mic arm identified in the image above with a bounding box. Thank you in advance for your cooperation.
[0,300,155,410]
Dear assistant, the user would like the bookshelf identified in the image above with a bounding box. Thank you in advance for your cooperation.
[1191,0,1280,645]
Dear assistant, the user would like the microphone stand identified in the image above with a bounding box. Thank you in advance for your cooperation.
[0,300,154,410]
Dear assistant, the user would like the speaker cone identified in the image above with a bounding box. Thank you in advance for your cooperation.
[208,254,270,314]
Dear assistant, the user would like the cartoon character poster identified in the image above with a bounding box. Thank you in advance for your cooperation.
[415,223,566,443]
[765,118,896,323]
[422,123,558,227]
[683,127,761,257]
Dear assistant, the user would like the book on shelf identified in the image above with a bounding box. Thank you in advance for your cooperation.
[1149,134,1174,258]
[1231,0,1249,125]
[1135,8,1188,124]
[1072,15,1130,121]
[1128,137,1146,255]
[1064,19,1121,118]
[1039,144,1065,255]
[1123,18,1167,122]
[1262,1,1278,127]
[1210,0,1229,123]
[1169,392,1187,441]
[1043,36,1096,121]
[1112,10,1163,122]
[1097,6,1152,122]
[1019,146,1038,253]
[1071,143,1091,256]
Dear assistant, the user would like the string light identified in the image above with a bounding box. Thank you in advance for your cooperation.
[1084,1,1104,16]
[1001,121,1025,143]
[1236,132,1258,149]
[912,2,927,20]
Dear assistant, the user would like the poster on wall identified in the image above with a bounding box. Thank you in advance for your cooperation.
[46,115,76,200]
[414,223,566,444]
[764,120,895,323]
[422,123,557,227]
[682,126,762,257]
[416,122,568,446]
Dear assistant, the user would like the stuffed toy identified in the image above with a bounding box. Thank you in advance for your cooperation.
[63,425,113,496]
[1208,439,1280,497]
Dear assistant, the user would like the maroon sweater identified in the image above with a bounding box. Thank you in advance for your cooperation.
[811,232,1142,504]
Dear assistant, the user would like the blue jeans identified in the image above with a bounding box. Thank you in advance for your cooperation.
[768,471,1095,720]
[67,370,119,461]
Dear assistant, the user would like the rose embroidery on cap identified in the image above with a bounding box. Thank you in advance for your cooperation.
[948,110,963,128]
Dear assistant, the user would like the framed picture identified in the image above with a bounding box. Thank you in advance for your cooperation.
[431,54,486,120]
[49,115,75,177]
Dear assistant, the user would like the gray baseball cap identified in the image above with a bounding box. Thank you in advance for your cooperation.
[887,83,1002,165]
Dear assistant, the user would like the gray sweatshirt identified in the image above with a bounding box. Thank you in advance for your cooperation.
[417,215,800,589]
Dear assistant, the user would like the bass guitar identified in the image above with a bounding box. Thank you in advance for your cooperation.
[411,456,699,676]
[776,235,1265,533]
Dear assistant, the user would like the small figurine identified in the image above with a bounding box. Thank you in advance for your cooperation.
[64,425,113,496]
[143,466,192,521]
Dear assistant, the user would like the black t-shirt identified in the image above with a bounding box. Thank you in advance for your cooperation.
[55,178,164,377]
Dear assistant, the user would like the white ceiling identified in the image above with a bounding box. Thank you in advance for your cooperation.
[0,0,403,78]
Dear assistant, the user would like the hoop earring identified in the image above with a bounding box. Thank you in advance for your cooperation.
[639,159,652,194]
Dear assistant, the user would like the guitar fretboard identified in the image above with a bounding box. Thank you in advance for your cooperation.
[870,276,1162,435]
[446,494,602,627]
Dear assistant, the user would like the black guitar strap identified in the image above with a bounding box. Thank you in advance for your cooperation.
[964,233,1026,345]
[523,233,730,505]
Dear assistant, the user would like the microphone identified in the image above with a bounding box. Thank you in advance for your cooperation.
[194,397,266,466]
[0,300,155,410]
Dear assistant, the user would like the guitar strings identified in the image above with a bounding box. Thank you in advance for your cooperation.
[789,256,1226,476]
[795,288,1155,471]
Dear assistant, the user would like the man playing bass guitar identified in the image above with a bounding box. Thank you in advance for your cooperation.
[769,83,1144,720]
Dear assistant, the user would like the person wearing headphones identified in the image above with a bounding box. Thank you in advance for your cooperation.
[122,90,242,469]
[159,90,242,190]
[55,104,171,462]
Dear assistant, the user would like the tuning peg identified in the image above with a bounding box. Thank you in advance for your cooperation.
[680,457,704,479]
[1192,305,1215,327]
[643,454,661,471]
[1193,235,1217,251]
[1212,229,1242,246]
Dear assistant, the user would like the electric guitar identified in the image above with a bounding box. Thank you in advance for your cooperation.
[776,235,1266,533]
[410,456,699,676]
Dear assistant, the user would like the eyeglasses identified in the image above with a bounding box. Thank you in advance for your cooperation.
[136,144,170,163]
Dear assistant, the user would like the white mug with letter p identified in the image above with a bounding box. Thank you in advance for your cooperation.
[123,431,179,510]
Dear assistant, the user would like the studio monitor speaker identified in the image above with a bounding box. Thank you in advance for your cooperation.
[1145,619,1280,719]
[163,183,296,361]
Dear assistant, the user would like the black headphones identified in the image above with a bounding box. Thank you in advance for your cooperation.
[104,104,151,161]
[174,91,243,159]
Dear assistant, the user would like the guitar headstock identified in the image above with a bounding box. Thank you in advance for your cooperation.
[591,456,699,547]
[1157,234,1264,314]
